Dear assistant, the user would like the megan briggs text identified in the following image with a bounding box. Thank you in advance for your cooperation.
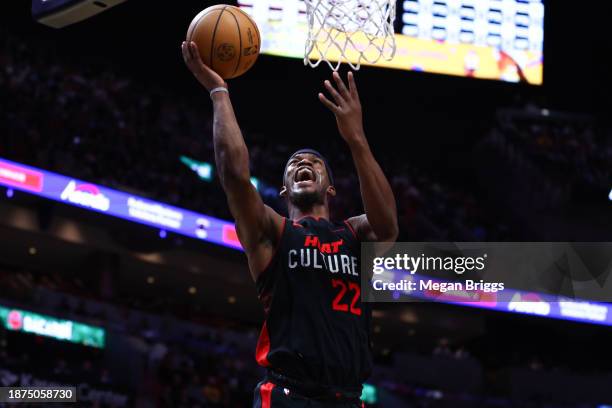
[372,279,505,293]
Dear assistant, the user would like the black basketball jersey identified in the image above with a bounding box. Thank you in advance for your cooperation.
[255,216,372,389]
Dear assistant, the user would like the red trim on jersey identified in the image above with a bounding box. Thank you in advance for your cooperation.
[255,321,271,367]
[294,215,328,222]
[260,382,275,408]
[344,219,358,239]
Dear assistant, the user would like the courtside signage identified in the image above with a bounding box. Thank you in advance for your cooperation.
[379,269,612,327]
[0,160,43,192]
[3,157,612,327]
[0,305,105,348]
[363,242,612,327]
[0,157,241,250]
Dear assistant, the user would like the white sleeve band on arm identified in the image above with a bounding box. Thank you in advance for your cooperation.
[210,87,229,98]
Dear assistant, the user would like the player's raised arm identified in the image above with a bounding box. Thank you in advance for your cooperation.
[182,41,283,280]
[319,71,398,242]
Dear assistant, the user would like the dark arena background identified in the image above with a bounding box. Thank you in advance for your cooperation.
[1,0,612,407]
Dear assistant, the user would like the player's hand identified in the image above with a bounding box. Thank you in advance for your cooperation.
[181,41,227,92]
[319,71,366,145]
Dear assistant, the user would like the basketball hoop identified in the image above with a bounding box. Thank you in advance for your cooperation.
[304,0,397,71]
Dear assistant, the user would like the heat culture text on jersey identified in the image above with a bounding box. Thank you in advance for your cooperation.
[287,235,359,276]
[254,217,372,388]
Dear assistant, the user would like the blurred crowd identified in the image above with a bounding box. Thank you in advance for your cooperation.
[2,264,609,408]
[496,107,611,196]
[2,31,609,245]
[0,265,261,407]
[0,332,126,408]
[1,28,611,408]
[0,32,515,242]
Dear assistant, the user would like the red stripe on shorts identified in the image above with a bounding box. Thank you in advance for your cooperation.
[260,382,275,408]
[255,321,271,367]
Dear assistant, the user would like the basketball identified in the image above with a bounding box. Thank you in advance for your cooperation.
[186,5,261,79]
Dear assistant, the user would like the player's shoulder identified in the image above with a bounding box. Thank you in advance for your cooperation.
[335,217,360,242]
[288,216,356,238]
[345,214,366,236]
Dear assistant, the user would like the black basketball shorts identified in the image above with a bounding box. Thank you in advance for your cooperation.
[253,381,365,408]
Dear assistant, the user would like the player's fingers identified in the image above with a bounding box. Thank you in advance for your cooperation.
[333,71,350,99]
[318,93,340,114]
[188,42,211,75]
[184,44,200,72]
[324,80,345,106]
[181,42,191,64]
[183,42,199,70]
[348,71,359,98]
[189,42,203,63]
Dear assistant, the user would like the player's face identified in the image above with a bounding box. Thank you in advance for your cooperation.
[282,153,331,207]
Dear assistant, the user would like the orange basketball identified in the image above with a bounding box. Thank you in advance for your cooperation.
[186,5,261,79]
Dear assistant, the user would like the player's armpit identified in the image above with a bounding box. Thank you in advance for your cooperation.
[224,179,284,280]
[347,214,396,255]
[347,214,397,242]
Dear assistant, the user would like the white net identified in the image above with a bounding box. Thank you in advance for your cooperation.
[304,0,397,71]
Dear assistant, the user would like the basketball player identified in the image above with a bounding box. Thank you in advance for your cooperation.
[182,41,398,407]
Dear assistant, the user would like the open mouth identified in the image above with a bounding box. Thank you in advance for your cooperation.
[294,166,316,185]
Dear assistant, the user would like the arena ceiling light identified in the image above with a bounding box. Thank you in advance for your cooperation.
[180,155,261,190]
[180,156,213,181]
